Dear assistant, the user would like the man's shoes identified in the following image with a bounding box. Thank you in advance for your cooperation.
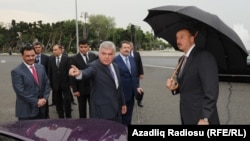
[49,103,55,106]
[137,102,143,107]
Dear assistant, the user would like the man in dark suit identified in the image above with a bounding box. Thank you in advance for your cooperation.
[166,28,220,125]
[61,45,77,105]
[129,42,144,107]
[48,44,72,118]
[11,45,50,120]
[70,39,98,118]
[69,41,127,123]
[33,42,50,118]
[33,42,49,73]
[113,40,143,125]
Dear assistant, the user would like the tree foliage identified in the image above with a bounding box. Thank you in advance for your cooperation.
[0,15,171,53]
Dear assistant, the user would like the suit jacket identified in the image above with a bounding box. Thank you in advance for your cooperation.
[113,55,139,102]
[40,54,49,74]
[48,54,71,91]
[70,52,98,94]
[11,63,50,118]
[174,47,220,124]
[80,59,125,121]
[132,51,144,77]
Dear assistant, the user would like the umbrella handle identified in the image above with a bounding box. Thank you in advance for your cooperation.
[170,70,179,90]
[194,31,199,38]
[171,55,185,78]
[169,55,186,90]
[170,68,178,79]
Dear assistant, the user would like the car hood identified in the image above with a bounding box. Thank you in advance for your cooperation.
[0,118,128,141]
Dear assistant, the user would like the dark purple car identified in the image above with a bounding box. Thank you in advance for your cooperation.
[0,118,128,141]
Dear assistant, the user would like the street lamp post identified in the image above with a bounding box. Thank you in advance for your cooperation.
[75,0,79,53]
[80,12,88,40]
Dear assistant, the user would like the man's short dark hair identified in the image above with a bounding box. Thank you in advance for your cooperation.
[119,40,130,48]
[20,45,35,55]
[33,42,43,47]
[178,27,197,37]
[79,39,89,45]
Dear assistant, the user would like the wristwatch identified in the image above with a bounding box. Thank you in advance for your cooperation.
[204,118,208,122]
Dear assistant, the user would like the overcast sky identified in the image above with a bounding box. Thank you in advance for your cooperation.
[0,0,249,49]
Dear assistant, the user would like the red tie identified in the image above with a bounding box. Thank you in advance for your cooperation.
[30,65,39,85]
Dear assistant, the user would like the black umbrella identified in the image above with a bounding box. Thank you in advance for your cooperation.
[144,5,248,74]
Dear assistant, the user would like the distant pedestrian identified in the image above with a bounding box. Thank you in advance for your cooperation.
[8,47,12,55]
[11,45,50,120]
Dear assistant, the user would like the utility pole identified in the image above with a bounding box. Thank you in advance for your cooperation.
[80,12,88,40]
[75,0,79,53]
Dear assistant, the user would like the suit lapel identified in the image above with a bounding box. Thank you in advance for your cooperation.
[22,63,39,86]
[129,56,136,75]
[53,56,57,68]
[58,55,66,68]
[181,47,196,78]
[60,55,64,67]
[99,61,116,83]
[112,63,120,88]
[88,53,95,62]
[117,55,131,74]
[22,63,33,78]
[97,60,109,76]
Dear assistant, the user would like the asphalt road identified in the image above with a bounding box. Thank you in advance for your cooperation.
[1,51,250,124]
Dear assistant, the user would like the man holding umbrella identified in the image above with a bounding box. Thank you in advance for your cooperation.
[166,28,220,125]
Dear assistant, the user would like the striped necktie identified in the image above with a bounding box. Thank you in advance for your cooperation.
[30,65,39,85]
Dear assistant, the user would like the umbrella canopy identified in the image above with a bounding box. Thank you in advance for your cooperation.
[144,5,248,74]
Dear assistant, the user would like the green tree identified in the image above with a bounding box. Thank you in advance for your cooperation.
[1,16,169,53]
[88,14,115,47]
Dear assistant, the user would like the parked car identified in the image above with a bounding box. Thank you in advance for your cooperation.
[0,118,127,141]
[247,50,250,66]
[219,50,250,83]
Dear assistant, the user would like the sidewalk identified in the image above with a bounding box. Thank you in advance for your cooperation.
[139,50,183,57]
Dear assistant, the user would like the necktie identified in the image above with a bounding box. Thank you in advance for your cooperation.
[56,57,60,68]
[179,56,187,77]
[125,57,131,73]
[83,54,89,63]
[35,55,40,63]
[30,65,39,85]
[108,65,118,89]
[108,65,115,80]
